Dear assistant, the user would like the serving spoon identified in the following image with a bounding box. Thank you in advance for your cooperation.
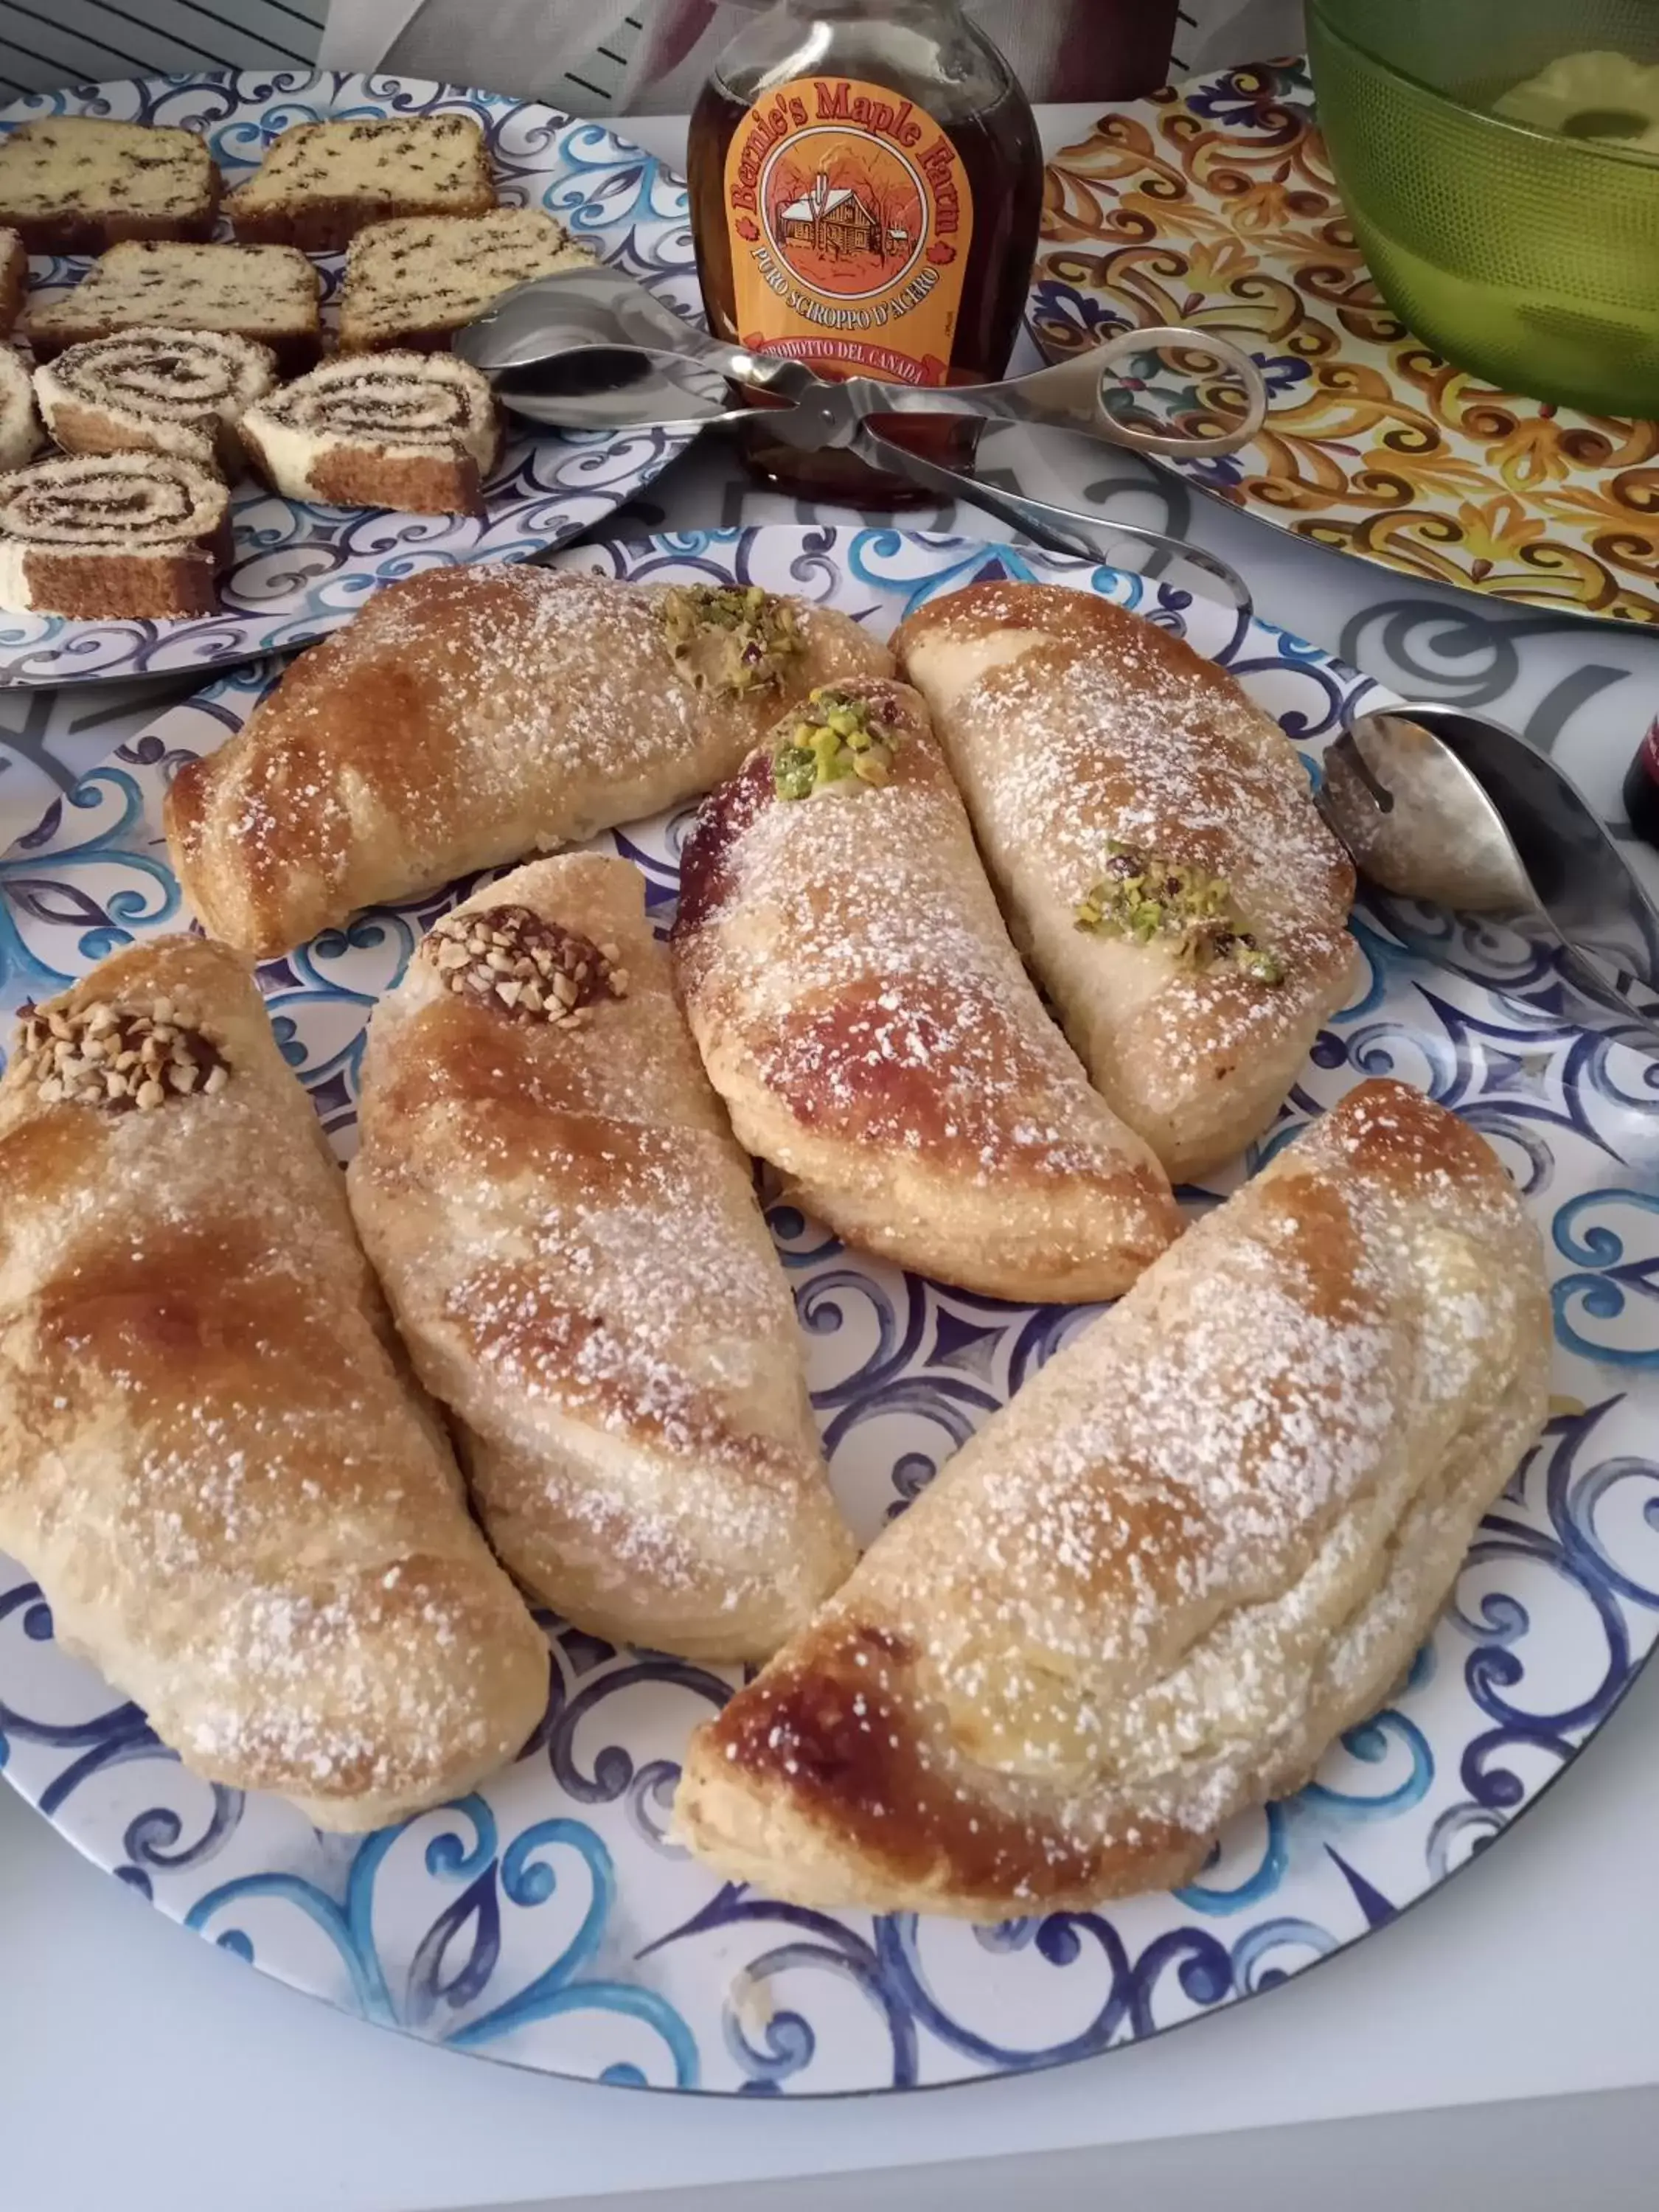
[1318,701,1659,1048]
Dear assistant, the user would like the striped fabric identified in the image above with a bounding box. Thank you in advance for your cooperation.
[0,1,643,116]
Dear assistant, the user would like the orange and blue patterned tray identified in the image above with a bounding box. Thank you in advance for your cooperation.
[1031,59,1659,627]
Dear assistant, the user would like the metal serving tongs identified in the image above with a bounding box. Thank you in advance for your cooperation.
[456,265,1269,614]
[1318,700,1659,1053]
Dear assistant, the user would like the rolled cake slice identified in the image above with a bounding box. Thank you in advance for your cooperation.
[673,1080,1551,1916]
[0,452,229,619]
[164,566,894,958]
[240,352,501,514]
[670,676,1181,1302]
[894,582,1361,1183]
[349,854,857,1662]
[34,327,279,470]
[0,347,41,474]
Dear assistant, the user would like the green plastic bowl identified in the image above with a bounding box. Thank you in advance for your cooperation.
[1307,0,1659,417]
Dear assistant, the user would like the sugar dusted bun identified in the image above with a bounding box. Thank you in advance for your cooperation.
[240,351,501,514]
[34,327,279,470]
[675,1080,1551,1917]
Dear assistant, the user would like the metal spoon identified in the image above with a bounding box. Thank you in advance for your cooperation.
[1318,701,1659,1046]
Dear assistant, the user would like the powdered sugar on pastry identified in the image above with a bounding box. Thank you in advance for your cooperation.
[672,1079,1551,1916]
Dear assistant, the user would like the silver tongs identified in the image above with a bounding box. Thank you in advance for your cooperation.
[455,265,1269,614]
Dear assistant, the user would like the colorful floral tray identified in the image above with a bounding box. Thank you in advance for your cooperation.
[0,71,698,688]
[1032,60,1659,627]
[1,528,1657,2095]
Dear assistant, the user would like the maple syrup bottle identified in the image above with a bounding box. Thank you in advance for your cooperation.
[686,0,1044,501]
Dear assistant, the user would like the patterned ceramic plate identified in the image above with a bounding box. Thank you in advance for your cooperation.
[1,526,1657,2096]
[0,70,698,689]
[1032,60,1659,629]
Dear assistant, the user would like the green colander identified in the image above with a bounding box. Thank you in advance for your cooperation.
[1307,0,1659,417]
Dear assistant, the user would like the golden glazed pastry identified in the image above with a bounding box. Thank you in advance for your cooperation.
[164,566,893,959]
[673,1079,1550,1917]
[670,676,1181,1302]
[348,855,856,1662]
[0,936,549,1832]
[894,583,1361,1182]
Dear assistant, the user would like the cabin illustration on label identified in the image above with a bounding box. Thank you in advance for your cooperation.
[777,172,908,262]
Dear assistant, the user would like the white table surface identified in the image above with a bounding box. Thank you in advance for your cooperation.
[4,104,1659,2212]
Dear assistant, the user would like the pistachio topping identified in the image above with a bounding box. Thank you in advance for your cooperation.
[13,995,231,1110]
[773,686,900,800]
[424,905,627,1028]
[1075,840,1286,985]
[661,582,804,697]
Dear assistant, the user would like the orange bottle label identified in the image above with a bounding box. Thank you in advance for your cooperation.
[722,74,974,388]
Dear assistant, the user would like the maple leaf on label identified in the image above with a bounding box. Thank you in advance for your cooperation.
[735,217,761,242]
[926,242,956,265]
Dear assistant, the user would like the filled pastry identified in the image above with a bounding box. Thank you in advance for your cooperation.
[671,675,1181,1301]
[894,582,1360,1181]
[0,936,549,1831]
[673,1079,1550,1916]
[164,566,892,958]
[349,855,857,1662]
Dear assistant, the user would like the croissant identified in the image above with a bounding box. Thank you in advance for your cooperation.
[673,1079,1550,1917]
[670,675,1181,1303]
[0,936,548,1831]
[894,582,1360,1182]
[348,855,857,1661]
[164,566,893,959]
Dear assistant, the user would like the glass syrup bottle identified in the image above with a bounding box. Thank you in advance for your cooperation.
[686,0,1044,501]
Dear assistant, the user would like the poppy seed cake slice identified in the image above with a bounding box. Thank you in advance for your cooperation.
[337,206,594,352]
[0,118,220,254]
[24,243,322,375]
[227,114,498,253]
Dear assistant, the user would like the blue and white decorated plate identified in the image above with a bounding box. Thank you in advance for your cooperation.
[1,526,1657,2096]
[0,71,698,689]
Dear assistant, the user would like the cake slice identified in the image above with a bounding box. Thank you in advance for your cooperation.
[0,348,40,474]
[0,229,24,334]
[0,118,220,254]
[24,242,321,374]
[240,352,501,513]
[0,451,229,619]
[35,327,279,470]
[227,114,497,252]
[338,206,594,352]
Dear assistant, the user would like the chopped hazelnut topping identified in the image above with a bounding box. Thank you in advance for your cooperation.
[12,996,232,1111]
[422,905,627,1026]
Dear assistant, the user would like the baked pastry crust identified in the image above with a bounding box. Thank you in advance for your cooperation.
[349,854,857,1662]
[0,936,549,1832]
[670,675,1180,1301]
[164,566,894,958]
[894,583,1360,1182]
[673,1079,1551,1916]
